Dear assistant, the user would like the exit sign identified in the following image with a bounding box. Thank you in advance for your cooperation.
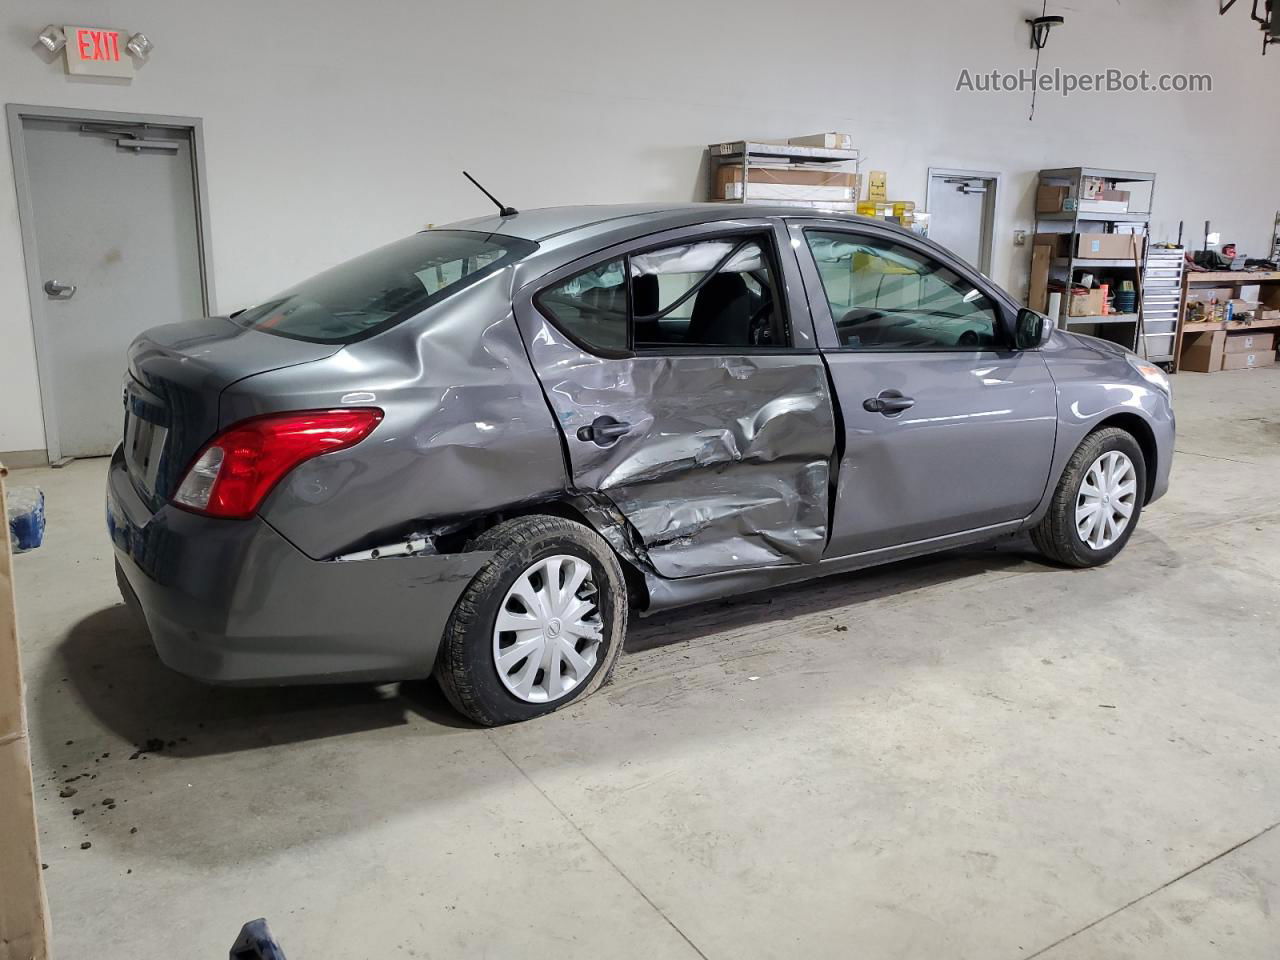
[64,26,133,78]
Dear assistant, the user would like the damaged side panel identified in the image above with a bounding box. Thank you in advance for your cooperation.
[231,276,570,559]
[516,313,837,579]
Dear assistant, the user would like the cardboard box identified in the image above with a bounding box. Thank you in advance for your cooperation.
[1033,232,1070,257]
[714,165,858,202]
[1068,288,1105,317]
[0,462,53,960]
[1076,234,1146,260]
[1221,350,1276,370]
[1180,330,1226,372]
[1028,244,1051,313]
[1224,331,1276,354]
[1080,177,1130,201]
[867,170,887,202]
[1077,199,1129,214]
[787,132,853,150]
[1037,185,1071,213]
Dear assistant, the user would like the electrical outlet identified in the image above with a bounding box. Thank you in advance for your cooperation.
[1013,229,1028,247]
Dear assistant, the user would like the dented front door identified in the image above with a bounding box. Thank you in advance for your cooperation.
[514,220,837,579]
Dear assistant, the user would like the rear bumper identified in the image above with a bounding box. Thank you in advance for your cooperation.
[106,446,492,685]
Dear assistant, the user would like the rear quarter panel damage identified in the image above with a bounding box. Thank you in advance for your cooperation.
[225,274,570,559]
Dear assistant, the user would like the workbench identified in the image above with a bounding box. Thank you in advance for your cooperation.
[1173,270,1280,372]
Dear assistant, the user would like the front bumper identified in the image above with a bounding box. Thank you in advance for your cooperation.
[1148,405,1175,505]
[106,447,492,684]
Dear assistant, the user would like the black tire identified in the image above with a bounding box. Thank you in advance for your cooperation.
[1031,427,1147,568]
[435,515,628,726]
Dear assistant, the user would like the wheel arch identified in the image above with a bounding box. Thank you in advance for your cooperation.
[1087,412,1158,504]
[445,497,653,611]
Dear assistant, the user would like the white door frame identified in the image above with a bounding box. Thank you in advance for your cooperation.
[5,103,216,463]
[925,167,1000,277]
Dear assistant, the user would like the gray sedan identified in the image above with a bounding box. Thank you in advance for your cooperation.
[108,204,1174,725]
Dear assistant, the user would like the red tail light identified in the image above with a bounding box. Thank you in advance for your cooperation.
[173,409,383,519]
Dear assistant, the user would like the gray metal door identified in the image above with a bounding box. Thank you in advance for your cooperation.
[514,220,838,580]
[790,221,1057,558]
[926,170,997,275]
[17,117,206,459]
[820,350,1057,556]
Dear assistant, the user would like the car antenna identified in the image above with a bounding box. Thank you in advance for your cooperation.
[463,171,518,217]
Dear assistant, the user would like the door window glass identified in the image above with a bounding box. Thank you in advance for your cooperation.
[805,231,999,350]
[535,258,628,352]
[632,239,785,348]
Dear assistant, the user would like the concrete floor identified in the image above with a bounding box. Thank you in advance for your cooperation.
[11,367,1280,959]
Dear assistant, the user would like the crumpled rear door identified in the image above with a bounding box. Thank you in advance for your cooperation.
[513,222,837,580]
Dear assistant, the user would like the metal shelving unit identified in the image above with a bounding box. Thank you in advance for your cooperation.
[1035,167,1156,352]
[708,140,861,209]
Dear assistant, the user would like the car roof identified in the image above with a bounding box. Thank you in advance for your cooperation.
[442,203,902,243]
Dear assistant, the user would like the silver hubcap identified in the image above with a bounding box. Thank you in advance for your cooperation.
[1076,450,1137,550]
[493,554,603,703]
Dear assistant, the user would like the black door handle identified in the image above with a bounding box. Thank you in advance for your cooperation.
[576,415,632,446]
[863,390,915,415]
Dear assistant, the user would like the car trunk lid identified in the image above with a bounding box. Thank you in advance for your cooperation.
[124,317,341,506]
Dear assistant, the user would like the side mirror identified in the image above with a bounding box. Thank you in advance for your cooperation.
[1015,308,1053,350]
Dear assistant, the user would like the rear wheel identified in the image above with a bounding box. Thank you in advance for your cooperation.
[1031,427,1146,568]
[435,515,627,726]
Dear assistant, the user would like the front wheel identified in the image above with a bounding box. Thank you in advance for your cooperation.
[1031,427,1146,568]
[435,515,628,726]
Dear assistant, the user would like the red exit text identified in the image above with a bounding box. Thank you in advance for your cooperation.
[76,28,121,62]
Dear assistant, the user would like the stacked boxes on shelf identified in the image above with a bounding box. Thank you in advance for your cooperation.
[713,164,859,205]
[709,136,861,211]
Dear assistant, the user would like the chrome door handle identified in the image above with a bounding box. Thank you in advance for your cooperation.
[44,280,77,299]
[863,390,915,415]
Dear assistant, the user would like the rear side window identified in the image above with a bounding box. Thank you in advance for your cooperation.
[535,258,628,352]
[534,233,791,354]
[632,239,784,348]
[233,230,537,343]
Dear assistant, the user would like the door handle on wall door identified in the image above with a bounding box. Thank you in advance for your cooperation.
[43,279,76,299]
[863,390,915,415]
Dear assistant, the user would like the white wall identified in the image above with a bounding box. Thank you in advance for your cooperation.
[3,0,1277,454]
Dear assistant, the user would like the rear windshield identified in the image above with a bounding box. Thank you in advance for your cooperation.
[232,230,537,343]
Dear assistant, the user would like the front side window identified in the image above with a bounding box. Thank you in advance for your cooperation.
[534,233,791,354]
[805,231,1000,350]
[233,230,536,343]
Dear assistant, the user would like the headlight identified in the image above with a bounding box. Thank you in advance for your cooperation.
[1126,354,1171,394]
